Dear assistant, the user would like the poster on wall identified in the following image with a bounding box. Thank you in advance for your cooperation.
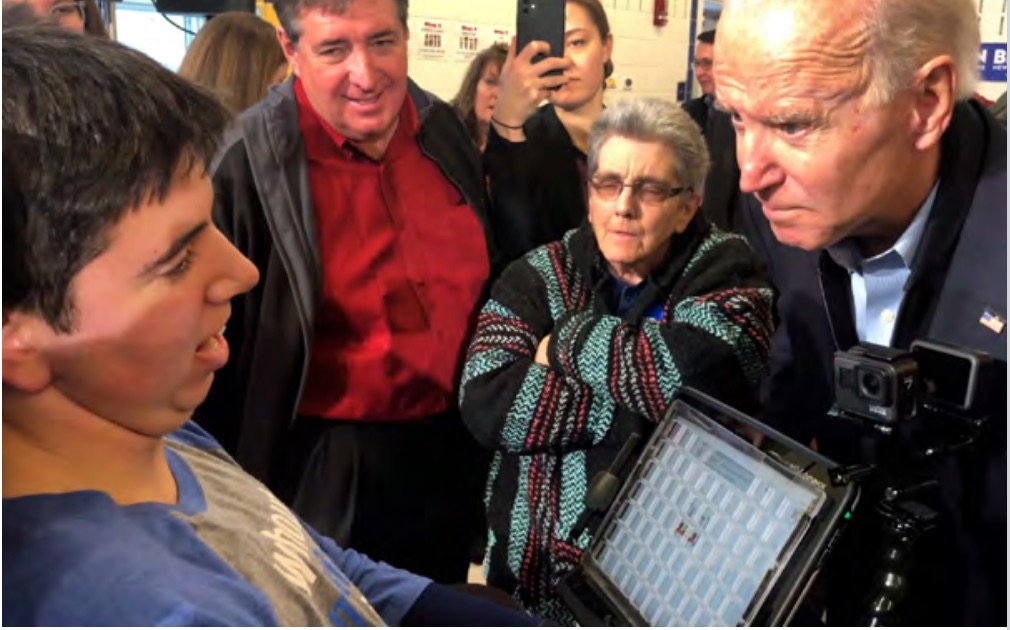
[455,23,480,60]
[418,19,447,59]
[490,26,511,47]
[978,42,1007,82]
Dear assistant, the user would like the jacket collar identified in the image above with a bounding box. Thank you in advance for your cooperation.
[570,214,712,321]
[817,99,994,351]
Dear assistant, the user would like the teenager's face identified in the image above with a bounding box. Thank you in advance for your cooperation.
[8,169,259,437]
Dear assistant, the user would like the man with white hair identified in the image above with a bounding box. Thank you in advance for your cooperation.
[715,0,1005,625]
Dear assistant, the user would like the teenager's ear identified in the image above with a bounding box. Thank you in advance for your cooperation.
[3,311,54,394]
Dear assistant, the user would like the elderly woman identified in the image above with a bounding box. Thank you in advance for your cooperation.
[459,97,774,624]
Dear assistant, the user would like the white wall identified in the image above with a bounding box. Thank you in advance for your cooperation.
[112,1,204,71]
[405,0,703,105]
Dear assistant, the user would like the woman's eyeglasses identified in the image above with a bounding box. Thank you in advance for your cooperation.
[589,178,692,206]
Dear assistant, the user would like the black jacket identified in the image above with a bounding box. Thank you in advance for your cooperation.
[741,100,1007,626]
[195,79,498,485]
[681,94,712,135]
[484,104,588,265]
[682,95,743,235]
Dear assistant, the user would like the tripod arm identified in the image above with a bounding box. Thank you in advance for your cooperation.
[861,499,939,626]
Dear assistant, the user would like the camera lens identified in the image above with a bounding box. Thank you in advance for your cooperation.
[859,370,884,400]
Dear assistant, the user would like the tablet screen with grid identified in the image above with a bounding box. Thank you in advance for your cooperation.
[592,406,826,627]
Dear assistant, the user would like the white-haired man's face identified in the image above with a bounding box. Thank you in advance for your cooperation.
[713,0,954,256]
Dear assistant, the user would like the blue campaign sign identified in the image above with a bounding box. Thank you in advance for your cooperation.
[978,43,1007,82]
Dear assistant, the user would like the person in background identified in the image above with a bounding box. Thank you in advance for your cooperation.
[681,28,743,235]
[460,97,773,624]
[485,0,614,264]
[2,20,543,627]
[197,0,498,586]
[716,0,1006,625]
[681,29,715,130]
[5,0,106,35]
[449,43,511,565]
[451,43,509,152]
[178,11,288,115]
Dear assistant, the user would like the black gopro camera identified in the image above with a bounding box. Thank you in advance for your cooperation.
[833,339,993,425]
[910,339,992,414]
[833,343,919,424]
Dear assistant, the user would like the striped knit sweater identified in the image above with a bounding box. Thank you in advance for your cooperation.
[459,218,774,624]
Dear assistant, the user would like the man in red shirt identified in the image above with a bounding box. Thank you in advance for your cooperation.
[199,0,499,584]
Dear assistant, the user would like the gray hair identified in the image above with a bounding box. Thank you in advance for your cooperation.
[587,97,710,194]
[722,0,981,105]
[274,0,408,43]
[864,0,980,103]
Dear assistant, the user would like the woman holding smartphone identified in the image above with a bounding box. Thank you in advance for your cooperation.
[485,0,614,265]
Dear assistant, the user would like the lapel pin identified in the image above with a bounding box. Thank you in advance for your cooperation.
[979,308,1005,335]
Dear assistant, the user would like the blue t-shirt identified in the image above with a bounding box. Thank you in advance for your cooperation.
[2,422,430,626]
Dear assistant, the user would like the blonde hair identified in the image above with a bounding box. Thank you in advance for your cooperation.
[178,12,286,114]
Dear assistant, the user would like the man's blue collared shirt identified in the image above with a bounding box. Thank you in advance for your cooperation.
[828,183,938,346]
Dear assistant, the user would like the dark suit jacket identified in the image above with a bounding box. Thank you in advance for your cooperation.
[683,96,743,235]
[741,100,1007,626]
[682,94,711,132]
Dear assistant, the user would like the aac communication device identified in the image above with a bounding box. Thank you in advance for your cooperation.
[558,389,858,626]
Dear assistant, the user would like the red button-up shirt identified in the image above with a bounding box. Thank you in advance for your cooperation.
[294,79,490,421]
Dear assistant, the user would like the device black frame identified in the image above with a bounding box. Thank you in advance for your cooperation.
[559,387,859,627]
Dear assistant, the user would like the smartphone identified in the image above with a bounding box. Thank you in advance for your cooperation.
[516,0,566,77]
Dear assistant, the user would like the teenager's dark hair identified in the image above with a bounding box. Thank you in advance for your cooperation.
[2,24,231,330]
[4,135,33,315]
[697,29,716,44]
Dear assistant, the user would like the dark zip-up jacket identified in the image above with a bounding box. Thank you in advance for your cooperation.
[194,79,499,486]
[740,100,1006,626]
